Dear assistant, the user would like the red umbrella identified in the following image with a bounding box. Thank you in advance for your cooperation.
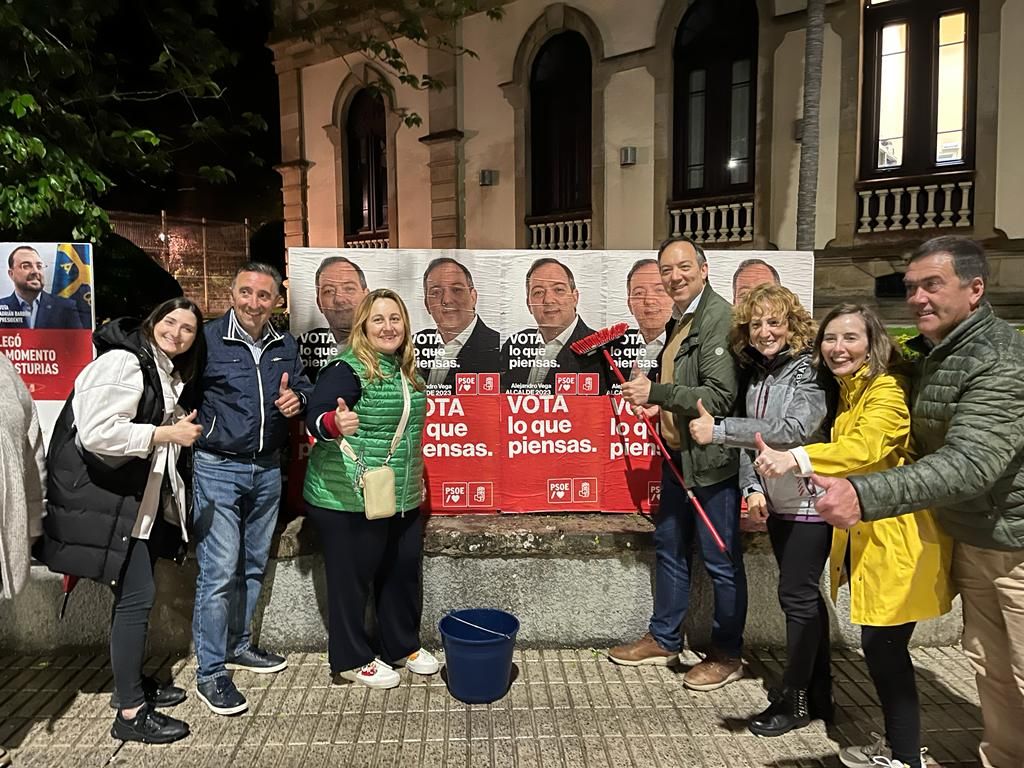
[59,574,79,620]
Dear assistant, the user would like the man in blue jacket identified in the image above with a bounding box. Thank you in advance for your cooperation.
[192,262,312,716]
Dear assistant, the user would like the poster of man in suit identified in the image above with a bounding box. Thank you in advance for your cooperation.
[0,242,96,444]
[0,245,88,329]
[500,256,607,395]
[414,256,500,395]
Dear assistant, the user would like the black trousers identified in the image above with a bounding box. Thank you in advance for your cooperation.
[862,622,919,764]
[305,504,424,674]
[109,516,172,710]
[767,516,832,690]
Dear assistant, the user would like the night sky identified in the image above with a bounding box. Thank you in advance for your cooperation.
[99,0,283,226]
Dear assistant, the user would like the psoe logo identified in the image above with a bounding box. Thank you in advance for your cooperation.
[442,482,468,507]
[648,482,661,508]
[554,373,577,394]
[478,373,499,394]
[455,373,477,395]
[547,478,572,504]
[578,373,599,394]
[467,482,494,508]
[573,477,598,503]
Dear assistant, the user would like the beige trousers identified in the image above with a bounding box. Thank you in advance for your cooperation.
[952,541,1024,768]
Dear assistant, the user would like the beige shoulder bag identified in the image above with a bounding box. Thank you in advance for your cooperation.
[339,370,411,520]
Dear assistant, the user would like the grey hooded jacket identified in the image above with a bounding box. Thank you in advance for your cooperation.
[712,349,828,519]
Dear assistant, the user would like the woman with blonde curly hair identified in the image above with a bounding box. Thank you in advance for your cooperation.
[302,288,439,689]
[689,283,832,736]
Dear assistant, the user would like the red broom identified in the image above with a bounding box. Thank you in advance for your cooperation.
[570,323,729,556]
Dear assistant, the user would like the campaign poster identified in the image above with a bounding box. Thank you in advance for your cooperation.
[0,243,96,441]
[287,248,813,514]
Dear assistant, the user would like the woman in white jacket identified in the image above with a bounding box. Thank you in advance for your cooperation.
[38,297,206,746]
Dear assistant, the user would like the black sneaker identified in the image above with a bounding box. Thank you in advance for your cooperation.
[110,703,190,744]
[196,676,248,716]
[226,647,288,674]
[110,675,187,709]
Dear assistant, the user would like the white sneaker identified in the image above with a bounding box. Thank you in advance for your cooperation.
[869,759,926,768]
[394,648,440,675]
[337,660,401,689]
[840,733,929,768]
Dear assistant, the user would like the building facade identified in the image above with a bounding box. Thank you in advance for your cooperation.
[270,0,1024,322]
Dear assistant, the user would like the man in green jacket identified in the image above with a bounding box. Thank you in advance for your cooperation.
[610,236,745,691]
[814,236,1024,768]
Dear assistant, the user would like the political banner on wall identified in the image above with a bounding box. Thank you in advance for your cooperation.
[0,243,96,441]
[288,248,812,513]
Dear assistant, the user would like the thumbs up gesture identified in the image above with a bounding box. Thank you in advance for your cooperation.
[155,410,203,447]
[275,371,302,417]
[333,397,359,436]
[688,398,716,445]
[752,431,798,478]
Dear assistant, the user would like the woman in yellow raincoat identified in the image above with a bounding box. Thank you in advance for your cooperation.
[756,303,953,768]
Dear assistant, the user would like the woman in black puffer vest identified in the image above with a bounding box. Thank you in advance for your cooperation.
[38,297,205,745]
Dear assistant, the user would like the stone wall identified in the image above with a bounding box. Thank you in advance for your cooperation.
[0,515,962,654]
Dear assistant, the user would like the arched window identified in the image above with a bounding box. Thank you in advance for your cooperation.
[345,89,388,244]
[860,0,977,178]
[671,0,758,199]
[529,32,592,220]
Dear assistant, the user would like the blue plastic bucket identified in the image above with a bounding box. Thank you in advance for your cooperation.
[438,608,520,704]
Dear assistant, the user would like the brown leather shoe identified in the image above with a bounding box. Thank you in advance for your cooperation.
[608,632,677,666]
[682,649,743,690]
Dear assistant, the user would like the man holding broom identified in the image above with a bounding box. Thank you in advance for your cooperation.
[609,236,746,691]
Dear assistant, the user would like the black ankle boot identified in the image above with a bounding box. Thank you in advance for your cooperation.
[809,677,835,723]
[747,687,810,737]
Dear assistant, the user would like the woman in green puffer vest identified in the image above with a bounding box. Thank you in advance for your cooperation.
[303,288,437,690]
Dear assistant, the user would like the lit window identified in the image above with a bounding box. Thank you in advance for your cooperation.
[861,0,977,178]
[876,24,906,169]
[936,12,966,164]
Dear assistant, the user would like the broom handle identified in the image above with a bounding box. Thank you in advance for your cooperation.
[601,349,729,556]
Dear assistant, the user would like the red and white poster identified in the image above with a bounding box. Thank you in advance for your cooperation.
[287,247,813,513]
[0,243,96,442]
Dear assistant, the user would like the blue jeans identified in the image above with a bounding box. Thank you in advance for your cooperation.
[192,450,281,683]
[649,463,746,656]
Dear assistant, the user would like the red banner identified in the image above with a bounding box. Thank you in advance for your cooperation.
[417,373,662,513]
[0,329,94,401]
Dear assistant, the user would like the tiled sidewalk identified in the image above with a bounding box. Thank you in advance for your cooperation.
[0,647,983,767]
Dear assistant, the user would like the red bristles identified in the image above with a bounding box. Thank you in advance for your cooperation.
[569,322,629,357]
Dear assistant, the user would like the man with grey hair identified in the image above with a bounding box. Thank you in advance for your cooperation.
[297,256,368,380]
[810,236,1024,768]
[192,262,313,717]
[732,258,780,305]
[413,257,499,394]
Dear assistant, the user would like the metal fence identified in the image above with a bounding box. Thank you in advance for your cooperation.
[109,211,251,318]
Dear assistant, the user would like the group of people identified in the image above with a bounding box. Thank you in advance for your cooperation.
[0,234,1020,768]
[610,234,1022,768]
[0,263,439,751]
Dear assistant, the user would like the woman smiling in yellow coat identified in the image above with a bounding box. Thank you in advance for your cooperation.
[756,303,953,768]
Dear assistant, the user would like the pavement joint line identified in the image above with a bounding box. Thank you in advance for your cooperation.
[592,646,641,767]
[536,650,570,768]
